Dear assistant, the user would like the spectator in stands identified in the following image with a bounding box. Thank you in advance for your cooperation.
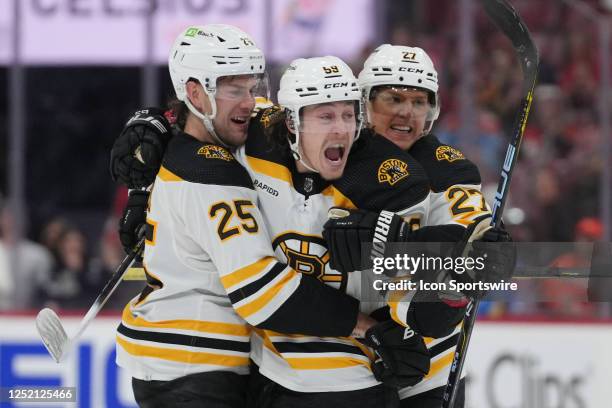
[42,224,99,309]
[0,192,53,310]
[539,217,604,317]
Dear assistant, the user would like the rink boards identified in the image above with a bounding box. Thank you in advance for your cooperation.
[0,314,609,408]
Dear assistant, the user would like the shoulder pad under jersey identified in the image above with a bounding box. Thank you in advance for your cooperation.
[160,131,253,189]
[333,129,430,212]
[410,134,481,192]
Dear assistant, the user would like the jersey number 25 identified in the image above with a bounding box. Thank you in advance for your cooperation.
[209,200,259,241]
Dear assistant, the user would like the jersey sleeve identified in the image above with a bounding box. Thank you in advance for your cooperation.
[386,136,490,329]
[181,181,359,337]
[410,134,491,229]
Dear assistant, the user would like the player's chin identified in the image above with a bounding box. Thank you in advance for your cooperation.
[385,130,419,150]
[226,126,249,146]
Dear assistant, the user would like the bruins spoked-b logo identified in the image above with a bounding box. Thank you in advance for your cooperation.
[378,159,409,186]
[436,145,465,162]
[272,232,346,291]
[197,145,234,161]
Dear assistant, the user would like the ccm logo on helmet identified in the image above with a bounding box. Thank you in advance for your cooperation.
[324,82,349,89]
[398,67,425,73]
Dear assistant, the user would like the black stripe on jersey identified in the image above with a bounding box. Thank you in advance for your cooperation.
[428,333,459,358]
[256,274,359,337]
[227,262,286,304]
[273,341,367,356]
[117,324,250,353]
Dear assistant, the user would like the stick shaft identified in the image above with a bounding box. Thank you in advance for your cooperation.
[442,1,539,406]
[68,238,144,348]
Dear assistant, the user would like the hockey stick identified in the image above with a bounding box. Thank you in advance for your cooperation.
[36,236,145,363]
[441,0,539,406]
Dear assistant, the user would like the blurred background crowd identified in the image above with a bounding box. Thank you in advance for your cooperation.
[0,0,610,318]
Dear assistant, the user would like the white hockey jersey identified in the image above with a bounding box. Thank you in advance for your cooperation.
[116,132,360,381]
[236,125,432,392]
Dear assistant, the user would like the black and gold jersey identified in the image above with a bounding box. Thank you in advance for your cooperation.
[410,134,481,193]
[335,128,430,215]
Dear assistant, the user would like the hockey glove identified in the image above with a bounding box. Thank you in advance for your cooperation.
[323,208,409,273]
[363,320,430,388]
[110,108,171,188]
[118,190,149,255]
[400,288,466,339]
[451,216,516,299]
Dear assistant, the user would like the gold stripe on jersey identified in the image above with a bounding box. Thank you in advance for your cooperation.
[321,185,357,209]
[285,356,371,370]
[452,208,491,227]
[252,328,283,357]
[388,289,408,326]
[220,256,276,289]
[157,165,183,181]
[246,156,292,184]
[257,328,374,370]
[235,267,297,318]
[116,336,249,367]
[424,349,455,379]
[348,337,376,361]
[122,305,251,337]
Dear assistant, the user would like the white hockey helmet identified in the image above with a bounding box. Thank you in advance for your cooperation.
[359,44,440,133]
[277,56,363,168]
[169,24,267,147]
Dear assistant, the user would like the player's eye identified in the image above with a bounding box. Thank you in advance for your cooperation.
[342,112,355,121]
[382,94,402,104]
[414,98,427,107]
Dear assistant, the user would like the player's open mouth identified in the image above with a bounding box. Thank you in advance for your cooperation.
[231,116,249,125]
[390,125,413,133]
[324,144,346,166]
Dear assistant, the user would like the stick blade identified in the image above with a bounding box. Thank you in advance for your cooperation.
[36,308,69,363]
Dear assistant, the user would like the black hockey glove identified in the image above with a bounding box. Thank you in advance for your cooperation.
[322,208,409,273]
[118,190,149,255]
[110,108,171,188]
[404,289,467,339]
[363,320,430,389]
[452,216,516,299]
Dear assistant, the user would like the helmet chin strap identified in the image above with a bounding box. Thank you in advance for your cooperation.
[184,96,235,149]
[289,129,320,174]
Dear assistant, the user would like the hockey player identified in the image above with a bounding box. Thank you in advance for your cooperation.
[111,54,437,406]
[115,25,400,407]
[241,57,436,407]
[110,46,512,406]
[323,45,515,407]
